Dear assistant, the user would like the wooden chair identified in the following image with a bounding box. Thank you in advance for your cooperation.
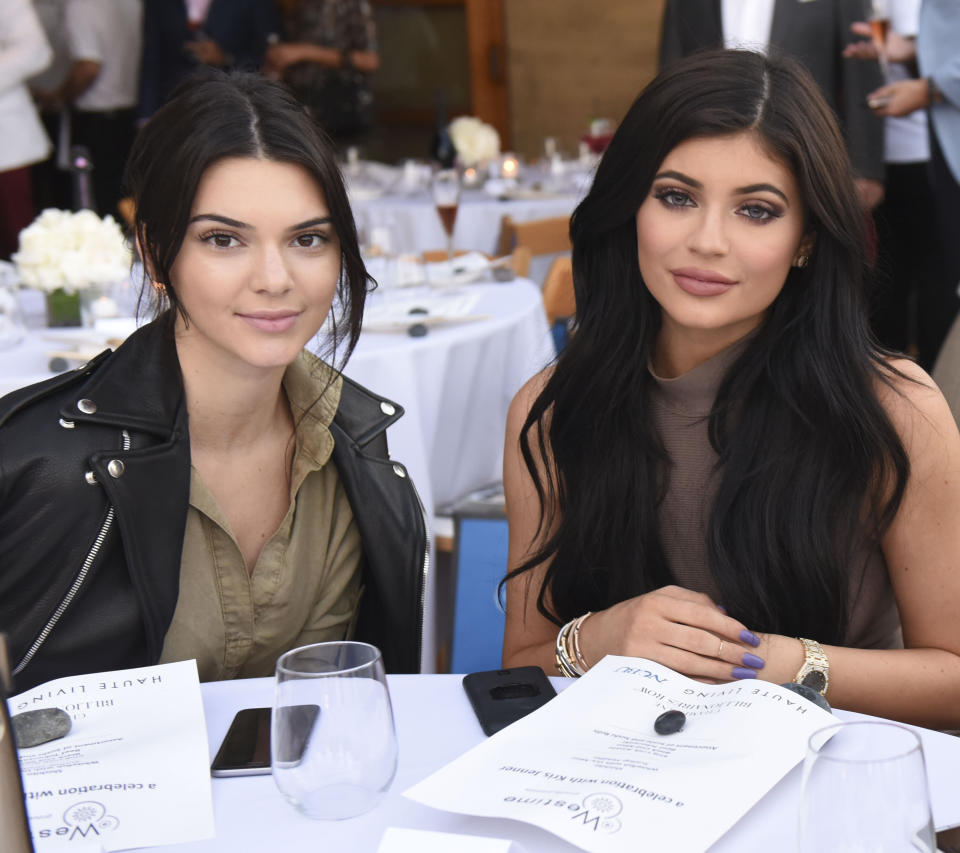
[541,255,575,326]
[496,214,572,259]
[497,214,572,288]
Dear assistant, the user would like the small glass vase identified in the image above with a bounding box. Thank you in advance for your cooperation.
[45,288,82,327]
[79,283,121,327]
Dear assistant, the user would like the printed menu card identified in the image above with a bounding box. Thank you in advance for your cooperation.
[10,660,214,851]
[406,656,835,852]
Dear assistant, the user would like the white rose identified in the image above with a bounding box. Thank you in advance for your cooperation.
[448,116,501,167]
[12,208,132,292]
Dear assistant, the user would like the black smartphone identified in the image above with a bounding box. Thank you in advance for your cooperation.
[463,666,557,736]
[210,705,319,777]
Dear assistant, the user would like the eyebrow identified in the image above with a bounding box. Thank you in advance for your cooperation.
[653,171,790,204]
[187,214,333,230]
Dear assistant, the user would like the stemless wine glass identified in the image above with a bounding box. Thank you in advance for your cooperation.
[799,720,935,852]
[431,168,460,262]
[272,641,398,821]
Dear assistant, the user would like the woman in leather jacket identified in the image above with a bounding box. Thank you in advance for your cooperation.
[0,71,427,692]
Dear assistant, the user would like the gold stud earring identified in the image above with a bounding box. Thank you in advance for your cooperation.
[794,254,809,269]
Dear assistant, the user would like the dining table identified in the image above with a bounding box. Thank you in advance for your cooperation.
[150,673,960,852]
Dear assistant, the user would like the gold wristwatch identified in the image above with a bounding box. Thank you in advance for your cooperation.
[794,638,829,696]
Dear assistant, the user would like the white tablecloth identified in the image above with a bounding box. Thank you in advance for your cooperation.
[353,188,578,259]
[149,674,960,852]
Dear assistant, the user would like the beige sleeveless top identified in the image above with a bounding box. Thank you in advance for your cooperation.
[649,342,902,649]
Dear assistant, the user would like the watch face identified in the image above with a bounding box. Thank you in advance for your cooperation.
[801,671,827,694]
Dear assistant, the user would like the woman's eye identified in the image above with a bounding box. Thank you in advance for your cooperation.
[654,188,694,208]
[202,232,240,248]
[739,203,780,222]
[293,233,328,248]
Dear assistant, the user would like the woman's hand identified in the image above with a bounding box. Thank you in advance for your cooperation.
[578,585,765,683]
[866,79,929,118]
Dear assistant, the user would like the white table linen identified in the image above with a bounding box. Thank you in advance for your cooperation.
[353,188,578,260]
[148,674,960,852]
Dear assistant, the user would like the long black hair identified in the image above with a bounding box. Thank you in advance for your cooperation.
[509,50,909,646]
[124,69,369,367]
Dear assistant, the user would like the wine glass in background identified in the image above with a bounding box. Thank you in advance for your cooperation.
[272,641,398,821]
[431,168,460,262]
[868,0,891,78]
[799,721,935,853]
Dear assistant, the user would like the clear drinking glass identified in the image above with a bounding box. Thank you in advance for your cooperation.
[868,0,891,78]
[431,168,460,261]
[798,721,935,853]
[272,641,398,820]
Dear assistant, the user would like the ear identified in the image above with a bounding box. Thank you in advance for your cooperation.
[793,232,816,269]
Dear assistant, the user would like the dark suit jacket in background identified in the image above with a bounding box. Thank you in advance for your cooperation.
[659,0,885,182]
[139,0,280,119]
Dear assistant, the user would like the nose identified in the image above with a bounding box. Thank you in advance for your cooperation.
[255,244,293,294]
[687,207,729,257]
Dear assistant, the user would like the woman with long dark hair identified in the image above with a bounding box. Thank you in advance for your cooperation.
[0,71,426,691]
[502,50,960,728]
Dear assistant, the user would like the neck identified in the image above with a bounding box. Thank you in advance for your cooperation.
[176,334,292,451]
[653,320,758,378]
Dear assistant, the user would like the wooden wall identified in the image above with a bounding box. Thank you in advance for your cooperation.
[503,0,665,158]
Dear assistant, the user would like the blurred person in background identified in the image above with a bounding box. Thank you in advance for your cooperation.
[28,0,72,212]
[659,0,886,212]
[839,1,944,369]
[846,0,960,369]
[0,0,52,259]
[36,0,143,221]
[266,0,379,148]
[139,0,278,119]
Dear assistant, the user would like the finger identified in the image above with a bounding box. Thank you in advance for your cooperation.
[662,623,765,672]
[665,598,761,647]
[652,644,759,683]
[849,21,871,36]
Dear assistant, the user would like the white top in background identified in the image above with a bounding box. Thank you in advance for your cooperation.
[721,0,776,53]
[65,0,142,112]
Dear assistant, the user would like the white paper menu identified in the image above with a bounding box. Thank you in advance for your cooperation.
[406,656,835,852]
[9,660,214,851]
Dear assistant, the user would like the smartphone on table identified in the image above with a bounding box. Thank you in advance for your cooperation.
[463,666,557,736]
[210,705,319,777]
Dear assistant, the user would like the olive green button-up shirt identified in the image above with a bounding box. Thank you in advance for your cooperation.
[159,351,362,680]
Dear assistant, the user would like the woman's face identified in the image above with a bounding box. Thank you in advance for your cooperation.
[169,156,341,376]
[636,131,809,362]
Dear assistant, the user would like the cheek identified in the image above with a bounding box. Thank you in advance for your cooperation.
[740,234,799,283]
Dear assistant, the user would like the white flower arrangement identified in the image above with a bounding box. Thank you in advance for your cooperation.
[12,208,132,294]
[448,116,501,167]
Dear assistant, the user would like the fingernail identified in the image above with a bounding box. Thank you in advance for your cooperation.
[732,667,758,680]
[742,652,765,669]
[740,629,761,647]
[717,605,727,613]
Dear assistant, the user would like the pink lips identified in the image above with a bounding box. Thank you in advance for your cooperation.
[238,311,300,333]
[671,267,737,297]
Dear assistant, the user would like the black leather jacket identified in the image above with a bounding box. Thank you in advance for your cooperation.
[0,320,427,691]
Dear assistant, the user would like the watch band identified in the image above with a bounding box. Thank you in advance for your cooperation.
[793,637,830,696]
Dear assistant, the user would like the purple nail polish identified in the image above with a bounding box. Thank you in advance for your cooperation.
[717,605,726,613]
[742,652,765,669]
[732,667,758,680]
[740,629,761,647]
